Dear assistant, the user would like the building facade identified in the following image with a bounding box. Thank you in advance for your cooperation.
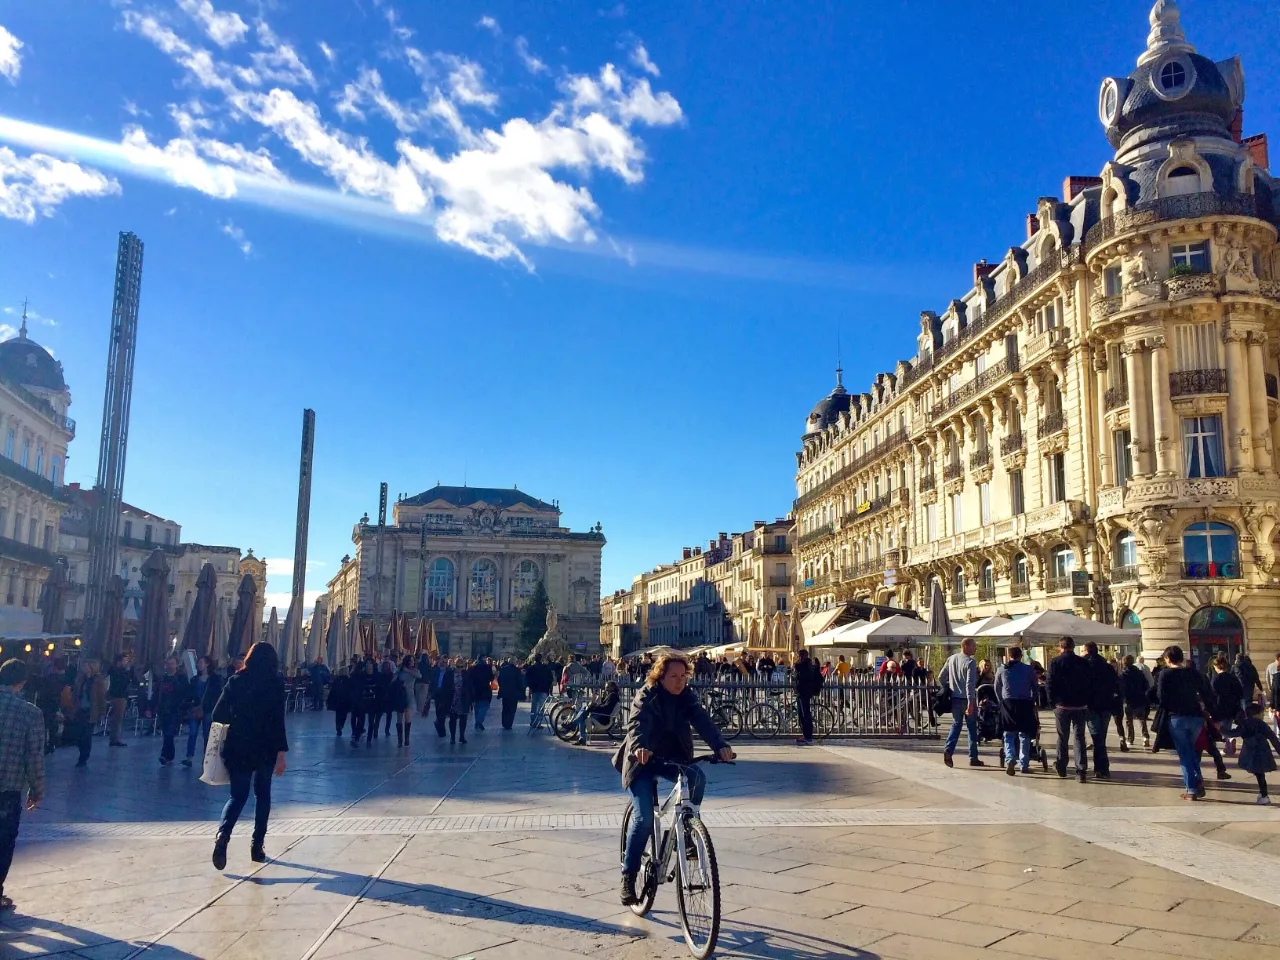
[0,318,75,634]
[796,3,1280,661]
[326,485,605,658]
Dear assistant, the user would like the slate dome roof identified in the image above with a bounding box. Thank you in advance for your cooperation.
[0,327,66,393]
[804,380,850,437]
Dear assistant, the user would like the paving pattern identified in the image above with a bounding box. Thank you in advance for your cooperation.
[3,708,1278,959]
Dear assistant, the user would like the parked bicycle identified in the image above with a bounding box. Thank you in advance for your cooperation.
[621,755,732,959]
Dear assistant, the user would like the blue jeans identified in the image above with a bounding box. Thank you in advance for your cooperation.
[1003,731,1032,770]
[623,764,707,876]
[0,790,21,898]
[185,718,203,760]
[1168,715,1205,793]
[529,693,548,728]
[160,717,180,763]
[218,763,275,846]
[945,698,978,760]
[474,700,490,728]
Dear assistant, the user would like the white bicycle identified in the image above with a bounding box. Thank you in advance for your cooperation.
[620,756,732,959]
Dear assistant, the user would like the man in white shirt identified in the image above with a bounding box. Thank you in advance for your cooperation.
[1136,654,1155,690]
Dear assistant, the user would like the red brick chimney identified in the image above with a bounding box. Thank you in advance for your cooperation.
[1230,108,1244,143]
[973,259,996,286]
[1062,175,1103,202]
[682,547,692,560]
[1025,214,1040,240]
[1245,133,1270,172]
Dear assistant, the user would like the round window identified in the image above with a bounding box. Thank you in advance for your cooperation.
[1099,79,1119,126]
[1151,55,1195,101]
[1160,61,1186,91]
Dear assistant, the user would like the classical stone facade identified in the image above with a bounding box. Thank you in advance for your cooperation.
[0,318,75,635]
[796,3,1280,662]
[326,485,605,659]
[704,521,799,653]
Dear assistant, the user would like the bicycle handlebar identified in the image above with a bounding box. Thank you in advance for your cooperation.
[633,753,736,767]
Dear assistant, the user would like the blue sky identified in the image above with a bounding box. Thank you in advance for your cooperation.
[1,1,1277,612]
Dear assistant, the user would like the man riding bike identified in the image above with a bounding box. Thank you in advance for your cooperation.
[612,653,735,905]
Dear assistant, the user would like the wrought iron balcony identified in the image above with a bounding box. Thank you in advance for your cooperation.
[0,452,67,501]
[969,447,992,471]
[0,535,60,569]
[930,355,1020,421]
[1111,564,1139,584]
[1084,191,1275,251]
[999,432,1025,457]
[977,584,996,601]
[1169,369,1227,397]
[1011,581,1030,598]
[1182,560,1241,580]
[1038,411,1066,437]
[797,523,835,550]
[794,429,911,511]
[942,462,964,483]
[918,472,936,492]
[949,589,966,607]
[1045,574,1072,594]
[767,575,789,587]
[1104,385,1129,411]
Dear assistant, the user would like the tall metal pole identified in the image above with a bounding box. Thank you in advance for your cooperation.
[290,409,316,661]
[86,232,144,635]
[373,482,387,630]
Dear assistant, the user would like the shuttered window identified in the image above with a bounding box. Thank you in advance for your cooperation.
[1173,322,1219,371]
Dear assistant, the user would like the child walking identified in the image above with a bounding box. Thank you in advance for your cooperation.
[1226,702,1280,804]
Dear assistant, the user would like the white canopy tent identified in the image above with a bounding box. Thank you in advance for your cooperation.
[953,616,1014,637]
[838,615,932,645]
[800,605,847,641]
[805,620,869,648]
[980,610,1140,641]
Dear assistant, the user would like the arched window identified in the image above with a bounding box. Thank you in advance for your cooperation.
[980,560,994,599]
[1114,531,1138,581]
[511,559,540,610]
[952,566,965,602]
[1049,545,1074,593]
[426,558,455,611]
[1182,522,1240,579]
[1120,609,1140,629]
[469,559,498,612]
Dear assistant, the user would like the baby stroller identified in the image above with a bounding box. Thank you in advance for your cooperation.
[982,682,1049,771]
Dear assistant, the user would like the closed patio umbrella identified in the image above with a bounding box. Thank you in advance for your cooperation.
[325,604,343,669]
[280,597,300,668]
[264,607,280,650]
[181,563,219,657]
[135,551,169,667]
[213,597,230,664]
[425,620,438,657]
[39,559,69,635]
[383,610,399,655]
[399,613,411,656]
[928,579,954,638]
[226,574,256,659]
[98,574,126,663]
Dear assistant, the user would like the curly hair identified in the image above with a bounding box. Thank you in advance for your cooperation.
[645,652,690,687]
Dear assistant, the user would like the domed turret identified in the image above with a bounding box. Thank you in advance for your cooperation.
[803,365,851,438]
[0,311,66,393]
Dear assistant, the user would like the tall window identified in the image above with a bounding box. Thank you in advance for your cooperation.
[34,447,42,477]
[469,560,498,612]
[1010,470,1025,516]
[1051,545,1075,586]
[976,352,988,375]
[1182,522,1239,578]
[144,524,153,544]
[974,419,988,454]
[950,493,962,535]
[979,481,991,526]
[1013,553,1028,589]
[123,520,132,540]
[1170,241,1210,273]
[13,512,23,541]
[925,503,937,542]
[1116,531,1138,569]
[3,430,11,459]
[164,529,172,545]
[980,561,994,597]
[1174,322,1219,370]
[42,524,52,551]
[1104,265,1123,297]
[1183,416,1224,477]
[1114,430,1133,486]
[426,558,455,611]
[952,566,965,601]
[19,440,28,469]
[1109,344,1128,391]
[50,457,60,485]
[511,559,540,610]
[1045,379,1063,415]
[1048,453,1067,503]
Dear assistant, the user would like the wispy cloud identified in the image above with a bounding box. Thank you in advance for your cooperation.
[221,220,252,255]
[630,43,659,77]
[514,37,546,74]
[177,0,248,48]
[0,323,17,340]
[477,15,500,34]
[3,304,56,326]
[317,41,335,64]
[0,26,21,83]
[0,144,120,222]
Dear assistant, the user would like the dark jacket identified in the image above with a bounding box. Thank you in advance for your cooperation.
[1120,665,1149,708]
[354,671,380,711]
[1209,671,1244,722]
[1234,657,1262,696]
[1227,716,1280,775]
[373,670,393,710]
[327,674,352,711]
[1156,665,1211,717]
[107,666,134,699]
[793,659,825,698]
[525,662,554,695]
[470,662,495,702]
[587,688,620,721]
[201,673,225,716]
[497,663,524,700]
[211,672,288,773]
[1046,652,1090,709]
[388,676,409,713]
[613,683,728,790]
[156,672,192,721]
[1082,652,1119,714]
[436,668,474,714]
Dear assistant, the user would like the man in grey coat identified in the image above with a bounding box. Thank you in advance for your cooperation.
[941,638,982,767]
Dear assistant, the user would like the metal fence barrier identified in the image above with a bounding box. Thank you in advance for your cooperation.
[564,676,940,739]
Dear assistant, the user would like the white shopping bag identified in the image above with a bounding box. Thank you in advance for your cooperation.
[200,722,231,786]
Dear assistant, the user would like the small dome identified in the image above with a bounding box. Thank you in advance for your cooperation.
[0,328,66,393]
[804,383,850,437]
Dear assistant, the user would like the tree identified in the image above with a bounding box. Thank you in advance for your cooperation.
[515,580,549,658]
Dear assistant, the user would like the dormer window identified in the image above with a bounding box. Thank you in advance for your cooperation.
[1160,61,1186,91]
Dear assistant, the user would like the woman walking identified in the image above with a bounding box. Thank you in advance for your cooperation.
[354,660,378,746]
[376,661,395,739]
[328,667,352,737]
[394,655,420,746]
[210,642,288,869]
[438,660,473,744]
[1156,645,1211,800]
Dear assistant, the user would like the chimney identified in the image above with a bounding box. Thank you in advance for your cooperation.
[1231,108,1244,144]
[709,540,717,552]
[694,546,701,556]
[1062,175,1103,202]
[1245,133,1270,172]
[1025,214,1040,240]
[682,547,692,560]
[754,520,766,527]
[972,258,996,286]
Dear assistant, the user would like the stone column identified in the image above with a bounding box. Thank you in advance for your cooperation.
[1224,324,1254,473]
[1125,341,1153,477]
[1093,350,1113,488]
[1247,332,1273,474]
[1149,335,1176,476]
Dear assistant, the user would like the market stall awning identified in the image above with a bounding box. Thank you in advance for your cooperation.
[981,610,1140,641]
[800,605,847,641]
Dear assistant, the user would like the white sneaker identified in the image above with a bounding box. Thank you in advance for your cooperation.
[1258,795,1272,805]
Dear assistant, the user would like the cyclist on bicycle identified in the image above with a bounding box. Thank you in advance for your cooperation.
[612,653,735,905]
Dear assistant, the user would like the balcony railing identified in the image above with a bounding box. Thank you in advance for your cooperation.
[1104,385,1129,411]
[797,523,835,550]
[1169,369,1227,397]
[0,535,60,569]
[1045,574,1072,594]
[949,590,966,607]
[1038,411,1066,437]
[1111,564,1139,584]
[918,472,936,492]
[843,559,884,581]
[930,355,1021,421]
[1182,560,1241,580]
[761,542,789,555]
[0,452,67,501]
[1011,581,1030,598]
[978,584,996,601]
[843,494,892,528]
[795,428,911,511]
[942,462,964,483]
[767,575,790,587]
[999,432,1025,457]
[1084,191,1275,251]
[970,447,992,471]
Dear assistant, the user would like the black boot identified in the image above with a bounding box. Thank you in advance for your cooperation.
[250,842,266,863]
[404,723,411,744]
[619,873,639,905]
[212,838,228,871]
[396,722,404,747]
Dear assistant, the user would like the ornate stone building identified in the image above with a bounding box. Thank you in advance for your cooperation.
[795,2,1279,662]
[0,317,75,635]
[326,485,605,658]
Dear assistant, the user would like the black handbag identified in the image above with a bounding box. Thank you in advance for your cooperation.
[931,685,953,716]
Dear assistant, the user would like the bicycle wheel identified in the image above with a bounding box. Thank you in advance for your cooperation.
[619,803,659,917]
[551,705,579,743]
[675,815,721,959]
[812,703,835,738]
[712,704,743,741]
[745,702,780,739]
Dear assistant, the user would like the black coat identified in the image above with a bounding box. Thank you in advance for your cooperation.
[1234,657,1262,696]
[1082,653,1119,714]
[793,660,825,698]
[354,672,380,711]
[373,671,393,710]
[1209,671,1244,721]
[525,663,554,694]
[201,673,225,716]
[497,663,523,700]
[1120,665,1149,708]
[435,668,474,714]
[1046,653,1090,709]
[470,662,495,702]
[211,672,288,774]
[612,683,728,790]
[327,675,352,711]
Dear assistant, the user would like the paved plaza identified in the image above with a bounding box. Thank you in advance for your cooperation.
[4,709,1280,960]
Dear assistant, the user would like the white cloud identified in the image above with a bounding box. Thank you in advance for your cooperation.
[262,590,324,619]
[318,41,335,64]
[263,558,324,579]
[221,220,252,255]
[0,323,17,340]
[630,43,659,77]
[336,67,424,134]
[0,146,120,223]
[0,26,22,83]
[514,37,546,74]
[2,304,56,326]
[241,21,315,88]
[477,16,500,34]
[177,0,248,48]
[120,126,240,198]
[441,55,497,110]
